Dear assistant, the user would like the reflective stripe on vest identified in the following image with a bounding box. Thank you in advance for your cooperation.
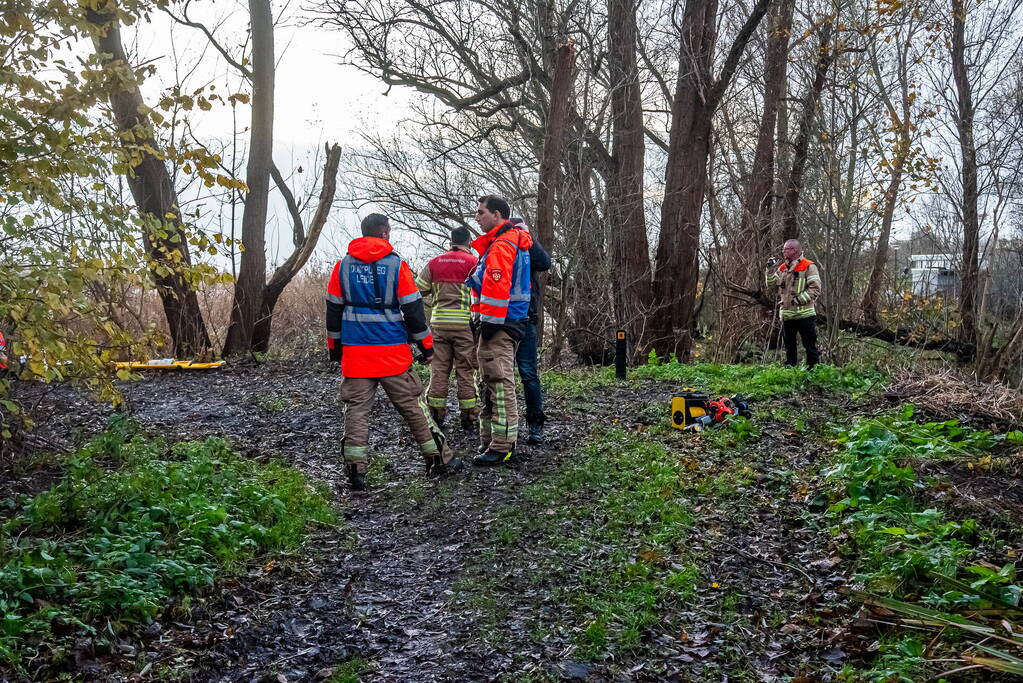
[430,282,472,325]
[338,253,408,346]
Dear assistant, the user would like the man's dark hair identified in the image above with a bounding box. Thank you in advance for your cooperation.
[477,194,510,219]
[360,213,390,237]
[450,226,471,245]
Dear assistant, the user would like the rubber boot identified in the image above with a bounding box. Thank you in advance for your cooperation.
[346,463,367,491]
[526,421,545,445]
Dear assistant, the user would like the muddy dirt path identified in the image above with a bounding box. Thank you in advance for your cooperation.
[17,361,868,682]
[22,361,643,681]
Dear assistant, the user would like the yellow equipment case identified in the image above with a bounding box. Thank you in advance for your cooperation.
[670,388,710,429]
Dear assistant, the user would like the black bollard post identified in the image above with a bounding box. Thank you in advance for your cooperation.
[615,330,627,380]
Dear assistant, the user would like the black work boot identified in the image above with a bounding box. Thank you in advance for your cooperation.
[427,453,464,476]
[473,447,513,467]
[526,421,545,445]
[346,464,367,491]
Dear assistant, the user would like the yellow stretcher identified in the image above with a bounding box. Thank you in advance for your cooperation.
[114,359,226,371]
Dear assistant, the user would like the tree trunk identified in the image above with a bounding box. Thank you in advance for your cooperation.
[718,0,795,360]
[607,0,651,362]
[859,161,905,324]
[563,141,612,364]
[951,0,980,355]
[223,0,275,356]
[650,0,774,360]
[781,20,834,241]
[251,143,343,352]
[86,5,211,357]
[534,40,576,340]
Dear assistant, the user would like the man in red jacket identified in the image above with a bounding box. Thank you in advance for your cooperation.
[417,227,479,429]
[326,213,461,491]
[467,195,533,465]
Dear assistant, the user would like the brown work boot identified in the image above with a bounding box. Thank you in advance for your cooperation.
[429,406,447,427]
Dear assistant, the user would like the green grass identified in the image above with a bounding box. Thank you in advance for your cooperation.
[632,359,887,399]
[0,415,336,671]
[256,394,290,414]
[541,366,615,398]
[463,427,697,659]
[366,454,392,487]
[327,657,370,682]
[543,361,886,404]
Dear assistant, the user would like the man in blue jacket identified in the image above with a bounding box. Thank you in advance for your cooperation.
[509,217,551,445]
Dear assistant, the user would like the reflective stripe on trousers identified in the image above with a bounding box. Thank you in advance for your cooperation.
[477,329,518,452]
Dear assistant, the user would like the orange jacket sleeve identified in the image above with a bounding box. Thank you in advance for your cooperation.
[325,260,344,351]
[478,239,515,324]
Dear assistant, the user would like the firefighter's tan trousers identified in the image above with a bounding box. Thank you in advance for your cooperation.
[426,325,478,417]
[341,367,449,473]
[477,329,518,453]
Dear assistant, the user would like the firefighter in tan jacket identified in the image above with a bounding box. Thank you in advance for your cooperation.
[417,227,480,429]
[766,239,822,367]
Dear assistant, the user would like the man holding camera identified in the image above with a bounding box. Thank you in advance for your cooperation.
[766,239,822,368]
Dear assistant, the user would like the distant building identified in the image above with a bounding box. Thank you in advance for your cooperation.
[906,253,958,297]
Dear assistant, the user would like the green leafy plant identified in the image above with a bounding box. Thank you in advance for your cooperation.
[0,417,336,670]
[827,408,1023,678]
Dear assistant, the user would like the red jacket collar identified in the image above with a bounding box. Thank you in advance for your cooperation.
[471,220,534,255]
[471,220,510,254]
[348,236,394,262]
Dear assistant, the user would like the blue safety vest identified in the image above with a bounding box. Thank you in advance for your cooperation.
[467,234,532,322]
[337,253,407,346]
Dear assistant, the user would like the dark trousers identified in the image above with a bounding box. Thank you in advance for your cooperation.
[783,316,820,368]
[515,321,545,425]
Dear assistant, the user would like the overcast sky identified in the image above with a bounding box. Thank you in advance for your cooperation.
[126,2,434,272]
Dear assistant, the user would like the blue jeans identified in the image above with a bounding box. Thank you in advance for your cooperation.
[515,321,545,425]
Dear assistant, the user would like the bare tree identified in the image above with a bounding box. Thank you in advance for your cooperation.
[223,0,275,356]
[718,0,795,360]
[252,143,343,351]
[86,3,211,357]
[650,0,774,360]
[780,18,834,241]
[534,39,577,336]
[859,2,935,324]
[607,0,652,359]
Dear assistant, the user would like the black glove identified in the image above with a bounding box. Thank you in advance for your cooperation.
[470,319,481,339]
[328,345,342,363]
[480,322,501,341]
[766,256,781,269]
[418,345,434,364]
